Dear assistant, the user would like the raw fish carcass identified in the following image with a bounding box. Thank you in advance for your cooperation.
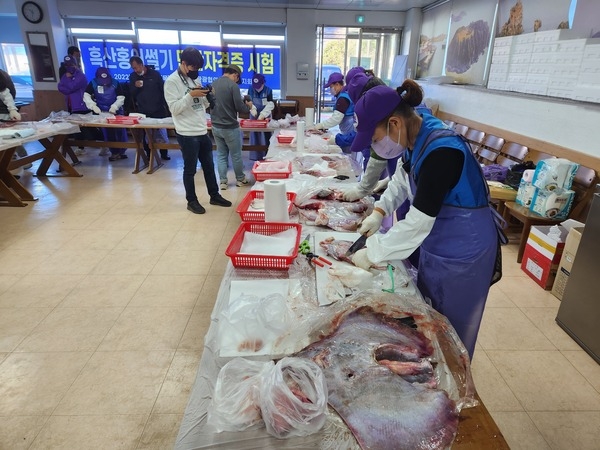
[319,236,358,264]
[319,237,387,270]
[294,306,459,450]
[292,154,355,177]
[295,197,373,232]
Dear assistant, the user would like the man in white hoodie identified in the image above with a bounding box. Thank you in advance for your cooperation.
[164,47,231,214]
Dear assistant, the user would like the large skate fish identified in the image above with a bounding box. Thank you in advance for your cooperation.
[294,306,459,450]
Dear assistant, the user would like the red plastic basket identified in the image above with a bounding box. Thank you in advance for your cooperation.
[106,115,139,125]
[225,222,302,270]
[277,135,294,144]
[240,119,269,128]
[236,190,297,222]
[251,160,292,181]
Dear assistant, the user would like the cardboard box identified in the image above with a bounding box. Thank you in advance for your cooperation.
[530,188,575,220]
[551,226,584,300]
[521,225,569,289]
[516,179,537,207]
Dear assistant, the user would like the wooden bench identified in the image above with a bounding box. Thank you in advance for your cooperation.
[439,112,600,260]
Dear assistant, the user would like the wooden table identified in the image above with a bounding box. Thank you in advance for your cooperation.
[0,123,82,207]
[62,120,278,174]
[488,181,517,216]
[62,121,156,174]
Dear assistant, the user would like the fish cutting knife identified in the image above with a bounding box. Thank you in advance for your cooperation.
[345,234,368,257]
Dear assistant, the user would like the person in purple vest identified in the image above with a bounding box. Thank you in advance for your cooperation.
[83,67,128,161]
[58,56,105,156]
[350,81,502,359]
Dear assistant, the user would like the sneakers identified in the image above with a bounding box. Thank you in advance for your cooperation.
[99,148,110,156]
[160,151,171,161]
[75,147,87,156]
[187,200,206,214]
[210,194,232,207]
[108,153,128,161]
[220,181,228,190]
[236,178,250,187]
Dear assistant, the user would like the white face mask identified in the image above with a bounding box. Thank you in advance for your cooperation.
[371,120,405,159]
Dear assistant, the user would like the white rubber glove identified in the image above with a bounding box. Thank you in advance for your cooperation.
[373,176,390,193]
[352,248,373,271]
[250,106,258,117]
[317,110,345,130]
[342,185,368,202]
[9,110,21,121]
[358,209,384,237]
[328,135,336,145]
[92,105,101,115]
[258,113,266,120]
[313,123,325,130]
[109,106,117,114]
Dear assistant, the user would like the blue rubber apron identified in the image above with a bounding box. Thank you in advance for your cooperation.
[409,128,499,358]
[249,87,272,160]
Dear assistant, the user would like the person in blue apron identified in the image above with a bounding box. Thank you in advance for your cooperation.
[349,82,504,359]
[83,67,128,161]
[342,73,437,234]
[332,72,387,172]
[312,72,355,153]
[247,72,274,161]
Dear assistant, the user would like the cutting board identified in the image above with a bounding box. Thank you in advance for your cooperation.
[313,231,417,305]
[313,231,374,306]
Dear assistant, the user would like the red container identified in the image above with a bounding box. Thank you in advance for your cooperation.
[236,190,297,222]
[225,222,302,270]
[240,119,269,128]
[251,160,292,181]
[276,135,294,144]
[106,115,139,125]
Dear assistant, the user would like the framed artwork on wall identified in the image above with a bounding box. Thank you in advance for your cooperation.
[445,0,497,85]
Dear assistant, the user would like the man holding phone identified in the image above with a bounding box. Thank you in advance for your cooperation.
[164,47,231,214]
[129,56,171,160]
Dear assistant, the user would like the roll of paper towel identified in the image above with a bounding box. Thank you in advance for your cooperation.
[264,179,289,222]
[296,120,305,151]
[522,169,535,182]
[305,108,314,127]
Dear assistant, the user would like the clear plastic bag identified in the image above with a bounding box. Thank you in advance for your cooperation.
[207,358,274,432]
[219,293,292,354]
[260,357,328,439]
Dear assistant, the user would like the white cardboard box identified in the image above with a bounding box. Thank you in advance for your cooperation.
[551,226,584,300]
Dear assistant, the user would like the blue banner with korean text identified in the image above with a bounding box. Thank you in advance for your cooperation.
[78,41,281,90]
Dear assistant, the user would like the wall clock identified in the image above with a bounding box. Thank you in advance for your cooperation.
[22,1,44,24]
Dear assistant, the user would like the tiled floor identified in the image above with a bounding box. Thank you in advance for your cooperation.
[0,144,599,449]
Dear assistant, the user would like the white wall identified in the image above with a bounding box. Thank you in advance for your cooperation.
[422,83,600,158]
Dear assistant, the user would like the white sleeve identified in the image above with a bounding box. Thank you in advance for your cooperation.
[111,95,125,111]
[366,205,436,263]
[164,78,194,116]
[373,158,412,216]
[358,157,388,193]
[0,88,17,111]
[83,92,97,110]
[318,109,345,129]
[261,100,275,117]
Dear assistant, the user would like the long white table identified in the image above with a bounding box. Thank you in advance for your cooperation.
[0,122,81,207]
[61,118,280,174]
[174,144,509,449]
